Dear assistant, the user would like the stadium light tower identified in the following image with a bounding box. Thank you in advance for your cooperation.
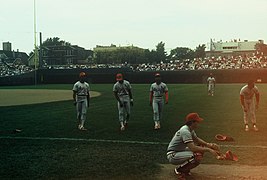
[34,0,37,85]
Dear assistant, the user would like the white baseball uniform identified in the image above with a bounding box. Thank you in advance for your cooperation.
[207,76,216,95]
[167,125,198,165]
[150,82,168,121]
[240,85,259,125]
[113,80,132,123]
[73,81,90,127]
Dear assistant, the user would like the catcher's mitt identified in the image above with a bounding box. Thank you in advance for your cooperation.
[225,150,238,161]
[215,134,234,141]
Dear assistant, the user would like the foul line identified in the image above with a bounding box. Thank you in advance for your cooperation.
[0,136,267,149]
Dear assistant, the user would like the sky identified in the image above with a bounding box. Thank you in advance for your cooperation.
[1,0,267,54]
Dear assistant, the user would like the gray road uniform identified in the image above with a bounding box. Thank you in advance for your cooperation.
[113,80,132,123]
[240,84,259,125]
[150,82,168,121]
[167,125,198,165]
[73,81,90,128]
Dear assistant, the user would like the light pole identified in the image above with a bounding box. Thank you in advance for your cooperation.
[34,0,37,85]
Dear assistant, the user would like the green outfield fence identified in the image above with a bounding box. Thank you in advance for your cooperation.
[1,68,267,86]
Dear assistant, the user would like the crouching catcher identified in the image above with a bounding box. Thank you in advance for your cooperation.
[166,113,221,179]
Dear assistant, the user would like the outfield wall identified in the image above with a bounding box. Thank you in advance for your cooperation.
[1,68,267,86]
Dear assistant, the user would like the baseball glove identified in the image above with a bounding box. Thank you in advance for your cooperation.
[215,134,234,141]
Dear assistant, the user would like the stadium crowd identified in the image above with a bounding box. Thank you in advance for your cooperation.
[0,60,33,77]
[135,55,267,71]
[1,54,267,77]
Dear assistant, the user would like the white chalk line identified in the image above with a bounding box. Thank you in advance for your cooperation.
[0,136,267,149]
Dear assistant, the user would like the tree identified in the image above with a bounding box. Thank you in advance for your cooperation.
[195,44,206,58]
[169,47,194,60]
[155,41,167,63]
[42,37,71,46]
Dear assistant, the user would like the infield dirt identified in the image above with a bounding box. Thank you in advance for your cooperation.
[158,164,267,180]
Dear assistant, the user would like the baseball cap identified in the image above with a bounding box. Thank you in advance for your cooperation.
[116,73,123,81]
[79,72,86,77]
[155,73,161,77]
[185,113,203,123]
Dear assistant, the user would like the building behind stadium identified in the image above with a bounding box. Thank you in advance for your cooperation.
[206,39,265,57]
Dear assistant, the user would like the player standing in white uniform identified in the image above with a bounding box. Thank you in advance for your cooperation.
[113,73,133,131]
[240,80,260,131]
[207,73,216,96]
[167,113,220,179]
[72,72,90,131]
[149,73,168,130]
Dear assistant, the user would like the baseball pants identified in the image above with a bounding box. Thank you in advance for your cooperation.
[153,99,163,121]
[167,149,194,165]
[208,84,215,94]
[243,100,256,124]
[76,100,88,122]
[117,100,130,122]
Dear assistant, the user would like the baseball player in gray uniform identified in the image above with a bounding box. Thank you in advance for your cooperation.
[150,73,168,130]
[167,113,220,179]
[72,72,90,131]
[113,73,133,131]
[207,73,216,96]
[240,80,260,131]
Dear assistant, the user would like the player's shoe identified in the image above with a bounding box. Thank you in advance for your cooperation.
[154,124,159,130]
[79,125,87,131]
[174,168,186,180]
[253,125,259,132]
[124,122,128,128]
[80,127,87,131]
[245,125,249,132]
[120,126,125,131]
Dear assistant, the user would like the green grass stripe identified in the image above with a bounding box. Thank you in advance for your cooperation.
[1,136,267,149]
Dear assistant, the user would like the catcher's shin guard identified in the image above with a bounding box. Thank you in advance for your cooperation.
[175,154,202,173]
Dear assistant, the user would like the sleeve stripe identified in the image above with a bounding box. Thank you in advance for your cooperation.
[184,139,193,144]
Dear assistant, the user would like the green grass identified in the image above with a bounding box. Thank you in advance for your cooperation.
[1,83,267,179]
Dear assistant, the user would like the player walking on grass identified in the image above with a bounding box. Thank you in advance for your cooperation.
[167,113,221,179]
[240,80,260,132]
[72,72,90,131]
[149,73,168,130]
[113,73,133,131]
[207,73,216,96]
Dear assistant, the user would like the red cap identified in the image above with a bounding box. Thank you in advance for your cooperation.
[215,134,227,141]
[79,72,86,77]
[185,113,203,122]
[116,73,123,81]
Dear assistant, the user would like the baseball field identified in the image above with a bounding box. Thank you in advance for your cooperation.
[1,83,267,179]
